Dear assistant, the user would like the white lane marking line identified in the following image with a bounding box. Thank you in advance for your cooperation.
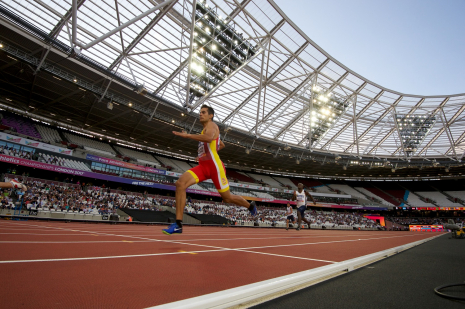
[0,241,152,244]
[0,246,335,264]
[0,224,387,237]
[3,222,430,247]
[236,234,423,250]
[0,233,394,242]
[0,227,54,231]
[0,249,229,263]
[0,225,431,264]
[0,224,398,237]
[233,249,336,263]
[158,235,383,242]
[0,222,337,263]
[0,233,98,236]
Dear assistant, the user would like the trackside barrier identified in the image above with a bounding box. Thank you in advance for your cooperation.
[153,234,444,309]
[0,208,113,221]
[159,206,201,224]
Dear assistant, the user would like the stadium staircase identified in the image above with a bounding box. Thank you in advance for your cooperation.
[345,184,382,204]
[226,170,256,183]
[111,145,123,156]
[430,186,465,206]
[57,129,69,143]
[291,178,324,189]
[149,154,163,166]
[370,185,403,206]
[398,184,438,207]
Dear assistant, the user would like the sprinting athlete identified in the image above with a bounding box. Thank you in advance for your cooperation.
[285,201,296,231]
[292,183,316,231]
[162,105,257,234]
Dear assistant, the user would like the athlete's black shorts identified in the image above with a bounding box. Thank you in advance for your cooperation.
[297,206,306,216]
[286,215,295,221]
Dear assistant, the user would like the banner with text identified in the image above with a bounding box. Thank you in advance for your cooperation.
[86,154,165,174]
[0,133,73,155]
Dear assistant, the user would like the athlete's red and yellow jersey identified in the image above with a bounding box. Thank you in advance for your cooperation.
[197,130,221,162]
[187,130,229,192]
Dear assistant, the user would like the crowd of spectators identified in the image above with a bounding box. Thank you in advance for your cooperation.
[184,202,381,228]
[1,179,159,214]
[8,177,464,230]
[0,177,381,228]
[0,146,35,160]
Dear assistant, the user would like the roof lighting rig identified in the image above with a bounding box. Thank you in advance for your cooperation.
[395,114,436,156]
[188,0,257,100]
[307,85,352,145]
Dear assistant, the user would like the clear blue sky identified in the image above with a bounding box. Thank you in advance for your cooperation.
[273,0,465,96]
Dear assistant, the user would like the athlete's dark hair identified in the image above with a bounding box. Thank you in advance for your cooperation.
[201,104,214,118]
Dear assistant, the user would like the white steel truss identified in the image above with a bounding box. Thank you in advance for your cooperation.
[0,0,464,160]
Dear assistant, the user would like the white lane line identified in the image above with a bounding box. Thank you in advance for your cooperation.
[159,235,385,242]
[0,241,152,244]
[236,234,424,250]
[0,233,97,236]
[0,222,386,238]
[0,227,53,231]
[0,234,427,264]
[0,223,431,264]
[0,232,395,242]
[0,249,229,263]
[0,224,394,238]
[0,222,338,264]
[233,249,336,263]
[0,247,335,264]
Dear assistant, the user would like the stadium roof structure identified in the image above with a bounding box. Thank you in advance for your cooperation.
[0,0,464,179]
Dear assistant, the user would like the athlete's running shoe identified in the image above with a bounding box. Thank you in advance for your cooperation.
[296,227,301,231]
[10,179,27,191]
[162,223,182,235]
[249,201,257,216]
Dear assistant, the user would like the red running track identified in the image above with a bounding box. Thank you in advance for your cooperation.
[0,220,440,308]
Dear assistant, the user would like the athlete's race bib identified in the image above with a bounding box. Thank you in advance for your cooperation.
[198,141,206,158]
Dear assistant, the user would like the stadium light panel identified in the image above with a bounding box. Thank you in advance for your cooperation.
[188,0,257,99]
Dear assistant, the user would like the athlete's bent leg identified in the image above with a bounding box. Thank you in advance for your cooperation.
[174,172,197,221]
[302,216,311,228]
[0,182,13,189]
[162,171,197,235]
[296,211,302,230]
[218,189,249,208]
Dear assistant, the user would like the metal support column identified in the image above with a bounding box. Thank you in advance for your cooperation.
[440,108,458,160]
[255,40,268,136]
[352,95,359,157]
[184,0,197,108]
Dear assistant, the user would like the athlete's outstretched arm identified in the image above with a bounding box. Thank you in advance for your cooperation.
[306,191,317,205]
[291,191,296,201]
[172,122,216,143]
